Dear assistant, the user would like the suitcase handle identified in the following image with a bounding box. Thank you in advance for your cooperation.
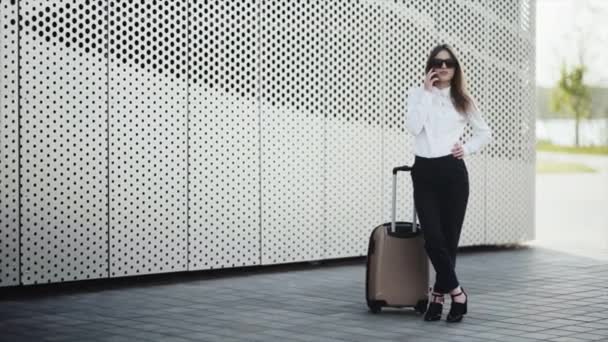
[390,165,418,233]
[392,165,412,174]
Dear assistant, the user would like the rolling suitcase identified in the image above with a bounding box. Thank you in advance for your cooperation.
[365,165,430,314]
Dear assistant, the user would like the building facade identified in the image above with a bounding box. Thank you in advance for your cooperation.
[1,0,535,287]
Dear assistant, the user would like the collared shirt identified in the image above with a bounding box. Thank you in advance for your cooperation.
[405,85,492,158]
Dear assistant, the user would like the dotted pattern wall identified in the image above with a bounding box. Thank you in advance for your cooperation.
[18,0,109,285]
[0,0,20,286]
[485,0,536,244]
[108,0,188,277]
[0,0,535,286]
[187,0,261,270]
[323,1,384,260]
[260,0,326,264]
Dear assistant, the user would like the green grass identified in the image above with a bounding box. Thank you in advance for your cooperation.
[537,140,608,155]
[536,160,597,174]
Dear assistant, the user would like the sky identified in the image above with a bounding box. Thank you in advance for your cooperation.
[536,0,608,87]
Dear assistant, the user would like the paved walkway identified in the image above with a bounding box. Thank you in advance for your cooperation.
[1,244,608,342]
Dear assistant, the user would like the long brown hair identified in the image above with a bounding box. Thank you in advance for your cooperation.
[425,44,472,114]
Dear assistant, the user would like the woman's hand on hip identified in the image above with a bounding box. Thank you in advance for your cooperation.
[451,143,465,159]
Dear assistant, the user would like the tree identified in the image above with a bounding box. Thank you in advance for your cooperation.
[550,63,591,147]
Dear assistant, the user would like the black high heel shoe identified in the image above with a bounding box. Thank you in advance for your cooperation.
[424,288,444,321]
[446,287,468,323]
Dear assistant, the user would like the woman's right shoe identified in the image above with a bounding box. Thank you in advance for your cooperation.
[424,288,444,321]
[446,287,468,323]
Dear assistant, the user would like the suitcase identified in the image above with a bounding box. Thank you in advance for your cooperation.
[365,165,430,314]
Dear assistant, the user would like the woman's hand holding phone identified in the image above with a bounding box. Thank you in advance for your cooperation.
[424,69,438,92]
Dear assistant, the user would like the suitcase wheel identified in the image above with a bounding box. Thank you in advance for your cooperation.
[368,301,383,314]
[415,299,428,314]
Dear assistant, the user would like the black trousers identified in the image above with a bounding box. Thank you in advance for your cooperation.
[411,154,469,294]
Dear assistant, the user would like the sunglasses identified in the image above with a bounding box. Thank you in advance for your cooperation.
[430,58,457,69]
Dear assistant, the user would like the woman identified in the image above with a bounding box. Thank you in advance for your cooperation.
[406,44,492,322]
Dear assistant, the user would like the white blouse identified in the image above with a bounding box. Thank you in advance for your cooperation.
[405,85,492,158]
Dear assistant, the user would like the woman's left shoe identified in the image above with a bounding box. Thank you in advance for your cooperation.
[446,287,468,323]
[423,288,444,321]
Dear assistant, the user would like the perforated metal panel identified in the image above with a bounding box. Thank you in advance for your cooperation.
[324,0,384,259]
[259,0,326,264]
[187,0,261,270]
[18,0,109,285]
[0,0,20,286]
[0,0,536,287]
[108,1,188,277]
[485,0,536,244]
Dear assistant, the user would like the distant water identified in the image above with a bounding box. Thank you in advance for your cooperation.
[536,118,608,146]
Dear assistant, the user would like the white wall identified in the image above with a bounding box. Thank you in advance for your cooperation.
[0,0,535,287]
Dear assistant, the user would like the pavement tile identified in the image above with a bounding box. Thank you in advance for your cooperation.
[2,246,608,342]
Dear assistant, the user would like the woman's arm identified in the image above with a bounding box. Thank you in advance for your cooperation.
[405,86,433,135]
[462,99,492,156]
